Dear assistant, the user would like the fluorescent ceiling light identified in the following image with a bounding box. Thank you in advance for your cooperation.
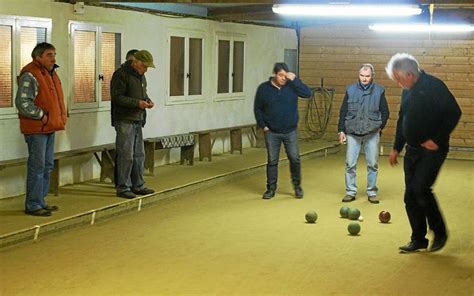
[272,4,422,17]
[369,24,474,33]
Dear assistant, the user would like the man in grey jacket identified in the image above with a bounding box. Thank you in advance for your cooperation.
[110,50,155,199]
[338,64,389,204]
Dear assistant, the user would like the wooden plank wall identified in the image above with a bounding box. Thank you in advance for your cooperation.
[298,24,474,147]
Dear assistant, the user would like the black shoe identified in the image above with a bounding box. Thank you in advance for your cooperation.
[430,234,448,252]
[44,205,59,211]
[368,196,379,204]
[295,186,304,199]
[25,208,52,217]
[132,188,155,195]
[342,195,355,202]
[262,189,276,199]
[399,241,428,253]
[117,191,137,199]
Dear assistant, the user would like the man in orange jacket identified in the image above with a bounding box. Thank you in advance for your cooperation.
[15,42,67,217]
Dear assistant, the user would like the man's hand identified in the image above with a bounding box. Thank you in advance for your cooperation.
[138,100,150,109]
[146,99,155,109]
[389,149,399,166]
[338,132,346,144]
[421,139,438,151]
[41,114,48,124]
[263,126,269,132]
[286,72,296,81]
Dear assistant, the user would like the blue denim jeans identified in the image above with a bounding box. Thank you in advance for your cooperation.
[24,133,55,212]
[264,129,301,189]
[345,132,380,197]
[115,121,146,194]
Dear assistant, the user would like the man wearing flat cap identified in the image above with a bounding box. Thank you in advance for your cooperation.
[110,49,156,199]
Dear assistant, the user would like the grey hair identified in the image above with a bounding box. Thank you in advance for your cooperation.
[126,49,138,61]
[31,42,55,59]
[385,53,420,80]
[359,63,375,78]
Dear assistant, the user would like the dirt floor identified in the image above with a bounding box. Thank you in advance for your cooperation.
[0,152,472,295]
[0,141,336,235]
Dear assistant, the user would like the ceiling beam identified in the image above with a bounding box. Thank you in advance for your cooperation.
[57,0,474,5]
[84,0,474,3]
[208,3,474,22]
[56,1,474,23]
[80,0,279,3]
[208,5,277,21]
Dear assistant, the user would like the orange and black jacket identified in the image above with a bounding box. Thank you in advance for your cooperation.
[15,60,67,134]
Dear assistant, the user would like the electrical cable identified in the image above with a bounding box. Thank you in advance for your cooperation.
[302,79,335,140]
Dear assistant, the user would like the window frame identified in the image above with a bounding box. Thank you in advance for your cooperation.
[214,33,246,102]
[68,21,122,113]
[165,29,205,106]
[0,15,51,118]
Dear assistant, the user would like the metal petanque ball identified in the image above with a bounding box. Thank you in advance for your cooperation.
[340,206,350,218]
[348,222,361,235]
[379,211,391,223]
[348,208,361,220]
[305,210,318,223]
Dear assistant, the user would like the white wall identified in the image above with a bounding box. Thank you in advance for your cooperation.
[0,0,297,198]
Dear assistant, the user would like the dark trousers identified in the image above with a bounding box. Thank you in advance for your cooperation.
[264,129,301,189]
[403,146,448,243]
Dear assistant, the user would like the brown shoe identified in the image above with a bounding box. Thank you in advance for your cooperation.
[368,196,380,204]
[342,195,355,202]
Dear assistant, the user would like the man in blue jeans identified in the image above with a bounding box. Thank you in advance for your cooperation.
[113,49,139,185]
[338,64,390,204]
[111,50,156,199]
[254,62,312,199]
[15,42,67,216]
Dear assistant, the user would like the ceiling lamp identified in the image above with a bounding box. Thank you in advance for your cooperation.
[369,23,474,33]
[272,4,422,17]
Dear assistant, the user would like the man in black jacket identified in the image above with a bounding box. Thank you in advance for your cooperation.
[386,53,461,253]
[254,62,312,199]
[111,50,156,199]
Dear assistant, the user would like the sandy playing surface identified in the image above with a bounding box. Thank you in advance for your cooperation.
[1,153,472,295]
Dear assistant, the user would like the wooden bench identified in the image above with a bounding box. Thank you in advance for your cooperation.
[0,157,28,171]
[144,134,195,175]
[49,144,116,195]
[0,143,116,196]
[194,124,257,161]
[378,141,474,159]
